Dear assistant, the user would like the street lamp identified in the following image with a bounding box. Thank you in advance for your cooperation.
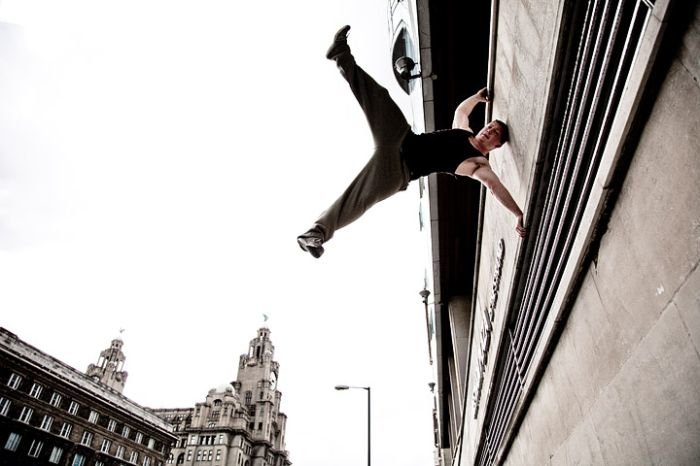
[335,385,371,466]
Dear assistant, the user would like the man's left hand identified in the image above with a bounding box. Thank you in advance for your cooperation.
[516,215,527,238]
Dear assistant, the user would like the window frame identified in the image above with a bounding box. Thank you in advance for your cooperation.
[71,453,86,466]
[107,419,118,432]
[68,401,80,415]
[100,438,111,453]
[59,422,73,438]
[50,392,63,408]
[28,439,44,457]
[0,397,10,416]
[7,373,22,389]
[49,446,63,463]
[29,382,43,399]
[4,432,22,451]
[80,431,93,446]
[18,406,33,423]
[40,414,54,431]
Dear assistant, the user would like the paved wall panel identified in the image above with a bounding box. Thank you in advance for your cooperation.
[503,2,700,464]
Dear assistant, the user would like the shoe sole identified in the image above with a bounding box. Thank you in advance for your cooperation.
[297,237,324,258]
[326,25,351,60]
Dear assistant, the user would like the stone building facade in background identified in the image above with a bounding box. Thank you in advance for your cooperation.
[0,328,175,466]
[152,328,290,466]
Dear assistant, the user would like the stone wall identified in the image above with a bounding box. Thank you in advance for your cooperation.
[504,2,700,464]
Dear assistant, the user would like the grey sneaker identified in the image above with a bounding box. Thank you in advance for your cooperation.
[326,25,351,60]
[297,235,324,258]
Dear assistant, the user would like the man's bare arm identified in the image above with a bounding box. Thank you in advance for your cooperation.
[452,87,489,131]
[471,163,527,237]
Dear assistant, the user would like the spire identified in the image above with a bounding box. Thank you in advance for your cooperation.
[86,331,129,393]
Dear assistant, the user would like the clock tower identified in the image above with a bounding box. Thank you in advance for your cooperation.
[153,327,290,466]
[233,327,286,465]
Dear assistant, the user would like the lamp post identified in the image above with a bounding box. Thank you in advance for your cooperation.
[335,385,371,466]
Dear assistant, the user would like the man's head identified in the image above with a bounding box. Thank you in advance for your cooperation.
[476,119,509,152]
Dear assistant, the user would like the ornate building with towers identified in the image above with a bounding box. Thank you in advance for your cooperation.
[152,327,290,466]
[0,327,175,466]
[85,334,128,393]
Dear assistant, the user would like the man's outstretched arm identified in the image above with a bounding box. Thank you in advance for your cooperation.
[471,163,527,237]
[452,87,489,131]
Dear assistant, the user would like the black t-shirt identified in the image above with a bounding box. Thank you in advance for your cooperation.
[401,128,481,180]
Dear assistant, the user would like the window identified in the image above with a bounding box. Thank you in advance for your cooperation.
[4,432,21,451]
[130,450,139,463]
[18,406,33,423]
[122,425,131,438]
[207,450,212,461]
[186,450,192,461]
[216,450,221,461]
[143,457,151,466]
[189,435,197,445]
[68,401,79,415]
[0,397,10,416]
[49,446,63,463]
[100,439,111,453]
[116,445,125,458]
[244,391,252,405]
[88,410,99,423]
[96,462,105,466]
[29,382,43,399]
[108,419,118,431]
[41,415,54,431]
[218,434,224,445]
[196,450,202,461]
[59,422,72,438]
[80,431,93,446]
[50,392,62,408]
[7,373,22,389]
[72,453,86,466]
[148,438,155,449]
[28,439,43,457]
[135,432,143,443]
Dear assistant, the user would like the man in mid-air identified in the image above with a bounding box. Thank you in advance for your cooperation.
[297,25,526,259]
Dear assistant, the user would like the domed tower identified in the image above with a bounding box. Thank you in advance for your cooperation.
[86,333,128,393]
[234,327,287,462]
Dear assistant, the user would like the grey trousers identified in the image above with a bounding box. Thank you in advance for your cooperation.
[311,51,411,242]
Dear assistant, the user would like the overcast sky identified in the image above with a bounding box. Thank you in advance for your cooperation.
[0,1,436,465]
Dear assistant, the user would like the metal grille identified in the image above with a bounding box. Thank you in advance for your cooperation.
[476,1,653,464]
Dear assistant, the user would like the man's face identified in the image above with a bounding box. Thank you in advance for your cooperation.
[476,121,503,151]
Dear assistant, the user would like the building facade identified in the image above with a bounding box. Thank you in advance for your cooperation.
[392,0,700,464]
[0,328,176,466]
[152,328,290,466]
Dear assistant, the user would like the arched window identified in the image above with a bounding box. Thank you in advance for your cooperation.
[213,399,222,407]
[176,453,185,465]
